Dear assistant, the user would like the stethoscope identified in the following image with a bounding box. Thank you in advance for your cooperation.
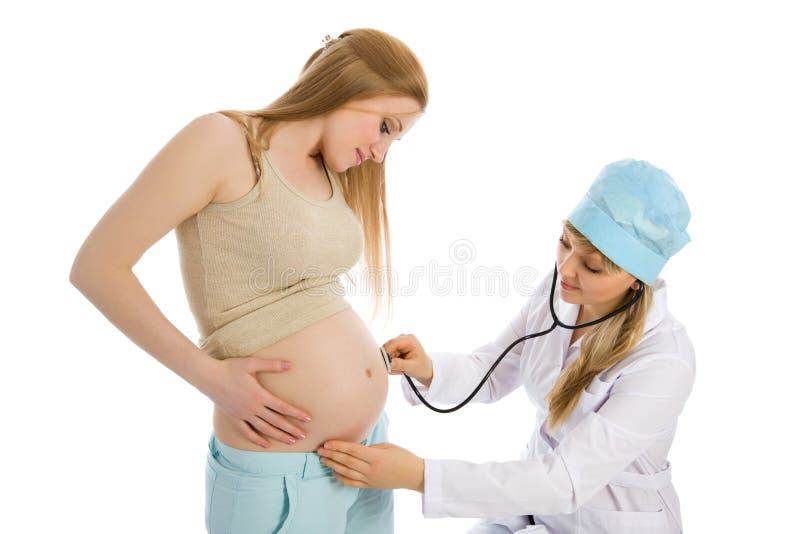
[380,264,644,413]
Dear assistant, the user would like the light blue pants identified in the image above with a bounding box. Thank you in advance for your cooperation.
[205,413,393,534]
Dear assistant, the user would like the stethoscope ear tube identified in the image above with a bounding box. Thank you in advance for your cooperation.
[405,264,644,413]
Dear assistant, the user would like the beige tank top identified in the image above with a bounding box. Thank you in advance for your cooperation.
[175,150,364,359]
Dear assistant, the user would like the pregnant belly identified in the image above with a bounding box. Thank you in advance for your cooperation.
[213,308,388,452]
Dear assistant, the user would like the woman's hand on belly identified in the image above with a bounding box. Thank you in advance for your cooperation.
[215,309,389,452]
[202,356,312,449]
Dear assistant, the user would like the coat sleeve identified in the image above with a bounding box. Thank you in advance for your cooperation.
[401,295,538,406]
[420,353,695,518]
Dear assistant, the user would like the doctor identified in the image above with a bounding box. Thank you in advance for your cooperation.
[317,159,695,533]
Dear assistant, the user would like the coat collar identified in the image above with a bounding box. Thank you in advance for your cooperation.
[643,278,668,334]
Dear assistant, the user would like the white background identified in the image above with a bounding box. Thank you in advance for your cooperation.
[3,1,798,532]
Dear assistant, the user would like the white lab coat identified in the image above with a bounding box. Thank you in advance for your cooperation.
[403,272,694,534]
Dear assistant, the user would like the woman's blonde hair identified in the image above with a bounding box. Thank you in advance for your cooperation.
[220,28,428,317]
[546,221,654,429]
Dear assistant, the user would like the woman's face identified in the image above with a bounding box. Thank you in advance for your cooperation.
[320,95,422,172]
[556,224,639,314]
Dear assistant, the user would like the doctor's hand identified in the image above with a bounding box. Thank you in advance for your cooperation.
[201,357,312,449]
[317,440,425,493]
[383,334,433,387]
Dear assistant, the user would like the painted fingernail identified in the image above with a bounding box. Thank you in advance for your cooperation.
[287,438,296,445]
[281,361,291,369]
[303,416,312,422]
[298,434,307,440]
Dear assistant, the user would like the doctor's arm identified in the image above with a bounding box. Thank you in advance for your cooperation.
[320,355,694,518]
[418,356,695,518]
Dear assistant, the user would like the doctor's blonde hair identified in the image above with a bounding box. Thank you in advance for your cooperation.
[546,222,654,429]
[219,28,428,317]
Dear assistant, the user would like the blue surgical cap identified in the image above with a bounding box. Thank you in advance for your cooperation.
[567,159,691,285]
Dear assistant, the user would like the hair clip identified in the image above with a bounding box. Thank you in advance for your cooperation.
[322,34,334,50]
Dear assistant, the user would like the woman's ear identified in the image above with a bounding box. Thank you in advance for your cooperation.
[631,280,642,291]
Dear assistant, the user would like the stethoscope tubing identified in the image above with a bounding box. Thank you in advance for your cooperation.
[403,264,644,413]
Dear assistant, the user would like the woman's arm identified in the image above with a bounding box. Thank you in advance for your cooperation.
[70,113,310,448]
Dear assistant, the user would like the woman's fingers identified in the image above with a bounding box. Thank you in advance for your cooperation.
[318,448,371,471]
[261,392,312,424]
[248,414,299,445]
[382,334,417,357]
[214,356,311,447]
[390,357,411,374]
[383,335,432,383]
[255,405,307,442]
[382,339,400,357]
[385,336,420,366]
[332,472,369,489]
[238,420,271,449]
[322,456,369,482]
[247,357,292,373]
[317,443,372,476]
[244,357,312,423]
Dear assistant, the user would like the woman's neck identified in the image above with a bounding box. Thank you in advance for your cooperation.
[267,118,325,164]
[579,292,630,324]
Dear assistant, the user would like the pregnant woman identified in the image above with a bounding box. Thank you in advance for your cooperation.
[70,28,427,533]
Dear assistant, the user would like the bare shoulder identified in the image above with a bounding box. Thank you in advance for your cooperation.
[184,111,247,147]
[196,112,260,204]
[144,111,258,204]
[70,112,256,271]
[139,111,250,203]
[179,112,251,169]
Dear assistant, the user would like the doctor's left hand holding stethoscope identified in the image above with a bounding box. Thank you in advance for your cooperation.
[317,160,694,534]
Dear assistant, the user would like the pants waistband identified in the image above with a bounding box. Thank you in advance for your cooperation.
[208,434,330,479]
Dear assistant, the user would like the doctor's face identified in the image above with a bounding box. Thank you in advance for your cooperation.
[556,225,639,315]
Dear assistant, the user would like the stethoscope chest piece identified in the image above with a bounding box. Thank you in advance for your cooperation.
[380,346,392,374]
